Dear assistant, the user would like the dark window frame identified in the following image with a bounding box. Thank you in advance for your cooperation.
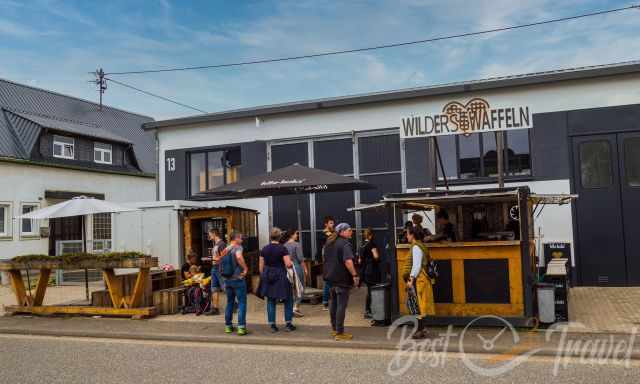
[188,147,241,197]
[436,130,532,185]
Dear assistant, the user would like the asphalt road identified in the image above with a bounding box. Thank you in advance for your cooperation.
[1,334,639,384]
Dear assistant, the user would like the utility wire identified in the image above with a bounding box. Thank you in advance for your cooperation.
[106,4,640,76]
[104,77,209,114]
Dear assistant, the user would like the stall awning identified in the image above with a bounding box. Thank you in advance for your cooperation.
[529,193,577,205]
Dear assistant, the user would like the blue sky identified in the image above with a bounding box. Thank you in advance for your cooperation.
[0,0,638,120]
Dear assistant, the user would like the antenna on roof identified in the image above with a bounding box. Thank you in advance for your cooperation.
[93,68,107,110]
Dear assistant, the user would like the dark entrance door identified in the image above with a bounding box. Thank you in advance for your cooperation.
[573,133,640,286]
[48,216,83,256]
[618,132,640,285]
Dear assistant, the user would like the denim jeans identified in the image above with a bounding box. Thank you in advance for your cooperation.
[266,292,293,325]
[322,280,332,305]
[329,286,351,334]
[224,278,247,328]
[293,262,305,306]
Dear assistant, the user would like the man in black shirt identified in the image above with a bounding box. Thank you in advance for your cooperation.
[323,222,359,341]
[428,209,457,242]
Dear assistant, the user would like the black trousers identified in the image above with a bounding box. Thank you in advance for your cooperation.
[365,284,372,314]
[329,286,351,334]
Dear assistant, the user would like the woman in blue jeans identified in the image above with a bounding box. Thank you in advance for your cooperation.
[259,227,296,332]
[222,233,249,336]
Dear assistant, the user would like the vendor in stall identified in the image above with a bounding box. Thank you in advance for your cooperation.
[427,209,457,242]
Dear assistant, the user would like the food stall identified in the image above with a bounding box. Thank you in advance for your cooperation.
[355,186,575,327]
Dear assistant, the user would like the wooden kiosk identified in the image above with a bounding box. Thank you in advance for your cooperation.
[374,186,572,327]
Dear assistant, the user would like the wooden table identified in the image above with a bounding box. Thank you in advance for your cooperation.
[1,256,159,318]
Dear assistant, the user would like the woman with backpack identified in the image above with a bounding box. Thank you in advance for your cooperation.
[359,228,381,319]
[259,227,296,332]
[403,226,436,339]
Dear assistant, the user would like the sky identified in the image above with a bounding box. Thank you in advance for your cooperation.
[0,0,639,120]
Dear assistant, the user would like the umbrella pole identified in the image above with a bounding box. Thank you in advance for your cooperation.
[83,215,89,301]
[296,194,302,243]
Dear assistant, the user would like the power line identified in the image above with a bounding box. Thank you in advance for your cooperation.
[106,4,640,76]
[104,77,209,114]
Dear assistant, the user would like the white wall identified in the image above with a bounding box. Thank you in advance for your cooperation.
[156,73,640,200]
[0,161,156,259]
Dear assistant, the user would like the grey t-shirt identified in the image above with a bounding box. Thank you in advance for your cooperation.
[212,239,226,265]
[284,241,304,265]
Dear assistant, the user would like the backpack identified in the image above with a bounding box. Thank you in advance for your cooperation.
[220,246,239,278]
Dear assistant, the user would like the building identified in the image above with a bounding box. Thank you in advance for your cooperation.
[0,78,156,261]
[144,61,640,287]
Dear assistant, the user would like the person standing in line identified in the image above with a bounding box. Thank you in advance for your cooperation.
[403,226,436,339]
[283,229,308,317]
[260,227,296,332]
[359,228,381,319]
[208,229,226,315]
[411,213,433,241]
[320,216,335,310]
[221,232,249,336]
[323,223,359,341]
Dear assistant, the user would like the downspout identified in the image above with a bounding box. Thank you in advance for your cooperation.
[154,129,160,201]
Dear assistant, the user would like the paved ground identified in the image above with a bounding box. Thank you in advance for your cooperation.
[3,284,640,333]
[1,333,639,384]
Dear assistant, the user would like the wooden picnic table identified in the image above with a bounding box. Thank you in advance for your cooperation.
[0,256,159,318]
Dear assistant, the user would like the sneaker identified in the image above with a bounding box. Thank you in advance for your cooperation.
[330,330,337,337]
[224,326,234,334]
[293,310,304,318]
[237,327,248,336]
[363,312,372,319]
[206,307,220,316]
[335,333,353,341]
[322,304,329,311]
[284,323,296,332]
[411,330,429,340]
[270,324,279,333]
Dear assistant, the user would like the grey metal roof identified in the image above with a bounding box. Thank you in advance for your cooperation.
[143,60,640,130]
[13,111,133,144]
[0,78,155,173]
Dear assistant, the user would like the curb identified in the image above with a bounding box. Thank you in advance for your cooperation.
[3,326,640,360]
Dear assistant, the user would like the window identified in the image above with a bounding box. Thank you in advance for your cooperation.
[53,135,74,159]
[20,203,39,237]
[92,213,112,252]
[482,132,499,177]
[207,151,225,190]
[189,148,241,195]
[0,203,10,237]
[94,142,112,164]
[459,134,481,179]
[624,137,640,187]
[436,135,457,180]
[506,130,531,176]
[580,140,612,189]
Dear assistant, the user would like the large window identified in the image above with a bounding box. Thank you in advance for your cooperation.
[189,149,241,195]
[436,130,531,182]
[93,213,112,252]
[580,140,612,189]
[20,203,39,237]
[0,203,10,238]
[53,135,74,159]
[94,142,113,164]
[624,138,640,187]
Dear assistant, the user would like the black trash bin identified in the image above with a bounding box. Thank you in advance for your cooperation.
[370,282,391,325]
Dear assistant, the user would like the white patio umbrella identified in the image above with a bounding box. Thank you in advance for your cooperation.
[16,196,139,300]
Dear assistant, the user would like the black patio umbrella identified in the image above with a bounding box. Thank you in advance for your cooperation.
[195,163,374,234]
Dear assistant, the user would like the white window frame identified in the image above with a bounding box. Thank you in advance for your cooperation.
[20,202,40,238]
[53,135,74,160]
[94,142,113,164]
[0,202,12,239]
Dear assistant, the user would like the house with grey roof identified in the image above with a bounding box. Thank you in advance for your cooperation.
[0,78,156,262]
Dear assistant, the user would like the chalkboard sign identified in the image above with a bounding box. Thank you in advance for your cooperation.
[543,242,571,267]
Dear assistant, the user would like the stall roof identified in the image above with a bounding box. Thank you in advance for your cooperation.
[384,188,523,204]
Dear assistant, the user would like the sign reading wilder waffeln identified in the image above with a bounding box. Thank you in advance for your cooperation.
[400,98,532,139]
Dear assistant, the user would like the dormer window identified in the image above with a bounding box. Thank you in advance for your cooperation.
[94,142,112,164]
[53,135,74,159]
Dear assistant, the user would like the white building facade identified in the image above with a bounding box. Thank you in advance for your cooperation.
[146,62,640,286]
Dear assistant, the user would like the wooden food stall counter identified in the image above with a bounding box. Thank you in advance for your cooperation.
[396,240,527,320]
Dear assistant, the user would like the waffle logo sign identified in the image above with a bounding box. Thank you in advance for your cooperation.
[401,98,532,138]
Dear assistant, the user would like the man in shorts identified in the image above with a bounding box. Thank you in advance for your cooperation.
[208,229,226,315]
